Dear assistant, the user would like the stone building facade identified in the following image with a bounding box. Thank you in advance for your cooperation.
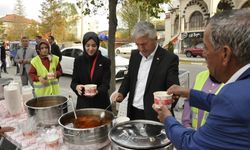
[165,0,250,53]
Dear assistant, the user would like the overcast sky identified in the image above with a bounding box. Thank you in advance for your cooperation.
[0,0,43,21]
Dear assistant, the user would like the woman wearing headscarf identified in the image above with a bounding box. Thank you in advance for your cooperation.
[71,32,111,110]
[29,39,62,96]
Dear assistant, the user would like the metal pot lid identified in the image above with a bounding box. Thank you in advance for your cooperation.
[109,120,170,149]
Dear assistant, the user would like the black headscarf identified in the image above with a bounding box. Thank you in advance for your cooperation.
[82,32,100,58]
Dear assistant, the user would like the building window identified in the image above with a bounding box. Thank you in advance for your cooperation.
[189,11,203,31]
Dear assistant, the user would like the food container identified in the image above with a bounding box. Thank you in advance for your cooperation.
[4,84,23,116]
[22,85,33,103]
[25,95,68,126]
[19,117,37,138]
[44,132,60,149]
[109,120,172,150]
[153,91,173,109]
[83,84,97,96]
[58,108,114,148]
[47,72,55,80]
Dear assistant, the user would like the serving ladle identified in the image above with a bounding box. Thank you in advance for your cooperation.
[69,95,77,120]
[100,103,112,119]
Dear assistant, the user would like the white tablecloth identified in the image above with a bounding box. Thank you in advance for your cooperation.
[0,100,112,150]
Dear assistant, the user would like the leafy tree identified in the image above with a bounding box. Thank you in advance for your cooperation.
[0,21,5,40]
[3,0,40,40]
[6,17,40,41]
[39,0,66,41]
[134,0,170,19]
[39,0,78,42]
[108,0,118,94]
[60,2,79,41]
[25,21,40,39]
[119,0,147,39]
[5,0,26,40]
[6,15,27,40]
[14,0,25,16]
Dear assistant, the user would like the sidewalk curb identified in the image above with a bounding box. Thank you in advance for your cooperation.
[178,54,206,66]
[179,59,206,66]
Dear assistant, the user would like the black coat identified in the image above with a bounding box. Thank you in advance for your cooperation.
[1,46,6,60]
[70,51,111,109]
[50,43,62,61]
[118,46,180,121]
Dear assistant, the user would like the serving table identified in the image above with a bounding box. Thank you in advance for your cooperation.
[0,100,111,150]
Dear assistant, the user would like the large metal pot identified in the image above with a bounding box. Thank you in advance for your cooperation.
[25,95,68,126]
[58,108,114,147]
[109,120,173,150]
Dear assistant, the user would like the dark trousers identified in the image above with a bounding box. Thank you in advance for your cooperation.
[130,106,145,120]
[1,59,7,72]
[16,64,20,74]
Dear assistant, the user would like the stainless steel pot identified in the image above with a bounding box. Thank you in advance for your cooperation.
[25,95,68,126]
[109,120,172,150]
[58,108,114,147]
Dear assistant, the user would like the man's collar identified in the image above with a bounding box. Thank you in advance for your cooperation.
[225,63,250,84]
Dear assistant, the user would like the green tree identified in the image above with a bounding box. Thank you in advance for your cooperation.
[39,0,66,41]
[39,0,79,42]
[14,0,25,16]
[61,2,79,41]
[25,21,40,39]
[0,21,5,40]
[119,0,147,39]
[134,0,170,19]
[6,16,27,40]
[6,0,26,40]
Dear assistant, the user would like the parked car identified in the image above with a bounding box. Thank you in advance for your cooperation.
[60,45,129,80]
[115,43,137,54]
[184,43,204,57]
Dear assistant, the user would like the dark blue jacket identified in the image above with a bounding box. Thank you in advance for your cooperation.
[165,68,250,150]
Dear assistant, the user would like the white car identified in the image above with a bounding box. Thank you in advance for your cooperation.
[115,43,137,54]
[60,45,129,80]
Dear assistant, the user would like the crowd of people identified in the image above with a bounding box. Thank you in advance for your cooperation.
[1,8,250,149]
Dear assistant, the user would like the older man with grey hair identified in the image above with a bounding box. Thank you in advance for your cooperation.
[154,9,250,150]
[113,21,179,121]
